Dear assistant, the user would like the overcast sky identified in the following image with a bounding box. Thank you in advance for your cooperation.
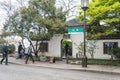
[0,0,29,32]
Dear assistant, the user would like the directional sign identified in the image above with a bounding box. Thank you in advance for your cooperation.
[68,27,84,34]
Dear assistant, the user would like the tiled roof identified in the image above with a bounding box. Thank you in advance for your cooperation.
[67,19,84,27]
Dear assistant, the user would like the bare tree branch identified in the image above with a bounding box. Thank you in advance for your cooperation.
[0,0,14,17]
[16,0,25,6]
[56,0,79,18]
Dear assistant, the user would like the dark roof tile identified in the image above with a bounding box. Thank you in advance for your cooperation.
[67,19,84,27]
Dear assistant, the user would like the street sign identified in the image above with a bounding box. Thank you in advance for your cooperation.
[68,27,84,34]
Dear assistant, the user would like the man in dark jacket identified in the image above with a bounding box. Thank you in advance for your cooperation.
[0,43,9,65]
[17,42,22,59]
[65,43,69,57]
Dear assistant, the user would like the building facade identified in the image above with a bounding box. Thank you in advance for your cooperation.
[42,19,120,59]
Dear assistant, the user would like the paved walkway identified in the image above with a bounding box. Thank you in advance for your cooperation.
[1,56,120,74]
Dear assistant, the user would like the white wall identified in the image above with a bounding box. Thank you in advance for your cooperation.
[47,34,63,57]
[42,33,120,59]
[46,33,84,58]
[70,33,84,58]
[86,39,120,59]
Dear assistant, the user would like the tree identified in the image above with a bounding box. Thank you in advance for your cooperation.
[2,0,67,59]
[75,42,84,58]
[78,0,120,39]
[2,0,79,59]
[87,40,98,59]
[113,47,120,61]
[0,0,13,17]
[56,0,80,19]
[8,44,16,54]
[0,37,6,53]
[75,40,98,59]
[0,0,28,48]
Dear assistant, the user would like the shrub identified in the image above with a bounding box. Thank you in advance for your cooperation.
[0,44,2,53]
[0,44,15,54]
[113,47,120,60]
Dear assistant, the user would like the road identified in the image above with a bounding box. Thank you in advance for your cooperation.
[0,64,120,80]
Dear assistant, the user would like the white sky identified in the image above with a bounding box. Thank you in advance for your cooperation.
[0,0,29,33]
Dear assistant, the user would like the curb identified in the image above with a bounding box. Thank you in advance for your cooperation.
[72,68,120,75]
[8,61,120,75]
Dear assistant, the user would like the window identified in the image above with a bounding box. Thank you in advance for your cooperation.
[103,42,118,54]
[40,42,48,52]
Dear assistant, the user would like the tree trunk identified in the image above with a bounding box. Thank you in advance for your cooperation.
[91,53,94,59]
[111,54,114,63]
[21,37,25,49]
[90,52,94,59]
[35,51,40,61]
[27,38,40,61]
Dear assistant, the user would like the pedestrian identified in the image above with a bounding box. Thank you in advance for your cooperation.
[20,48,25,58]
[25,44,34,64]
[17,42,22,59]
[65,43,69,58]
[0,43,9,65]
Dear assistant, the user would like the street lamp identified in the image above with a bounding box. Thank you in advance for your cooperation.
[81,0,89,67]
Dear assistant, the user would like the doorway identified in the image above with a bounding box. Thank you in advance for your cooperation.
[61,39,72,59]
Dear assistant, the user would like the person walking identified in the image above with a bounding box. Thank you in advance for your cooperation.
[20,48,25,58]
[65,43,69,57]
[25,44,34,64]
[0,43,9,65]
[17,42,22,59]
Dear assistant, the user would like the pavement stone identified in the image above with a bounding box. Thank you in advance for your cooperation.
[0,56,120,75]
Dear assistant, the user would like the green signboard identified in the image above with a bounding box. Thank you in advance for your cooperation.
[68,27,84,34]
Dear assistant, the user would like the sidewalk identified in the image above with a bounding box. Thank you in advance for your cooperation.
[1,57,120,75]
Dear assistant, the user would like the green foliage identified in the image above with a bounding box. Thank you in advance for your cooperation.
[78,0,120,39]
[0,44,2,53]
[62,39,72,55]
[69,59,120,66]
[8,44,15,54]
[113,47,120,59]
[0,37,5,44]
[0,44,15,54]
[2,0,68,56]
[87,59,120,66]
[3,0,67,40]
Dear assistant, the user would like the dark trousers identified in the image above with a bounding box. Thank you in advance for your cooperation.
[17,52,24,59]
[1,52,8,64]
[25,54,34,64]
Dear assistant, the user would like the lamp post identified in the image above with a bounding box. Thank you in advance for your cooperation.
[81,0,89,67]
